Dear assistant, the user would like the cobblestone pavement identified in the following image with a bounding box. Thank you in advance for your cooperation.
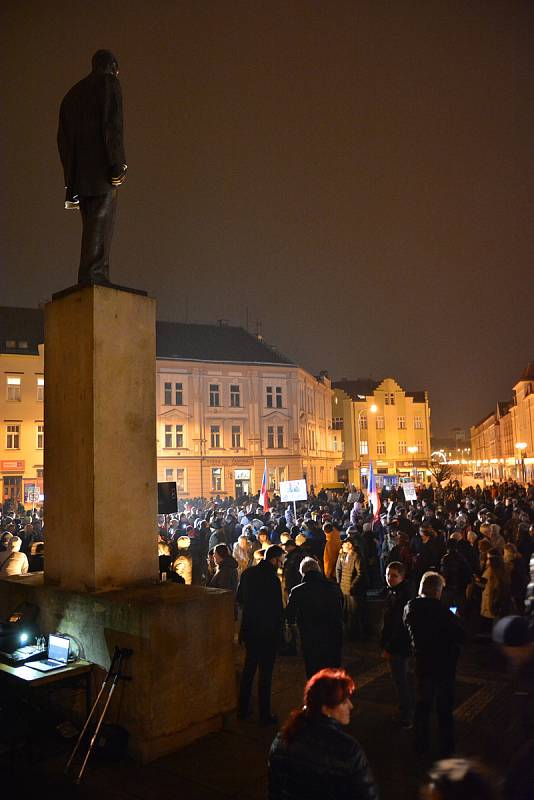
[1,633,517,800]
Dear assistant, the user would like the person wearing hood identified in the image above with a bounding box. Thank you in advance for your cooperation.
[0,536,29,577]
[323,522,342,580]
[285,557,343,678]
[209,544,239,593]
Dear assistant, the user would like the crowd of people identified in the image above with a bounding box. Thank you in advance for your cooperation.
[155,478,534,799]
[2,478,534,797]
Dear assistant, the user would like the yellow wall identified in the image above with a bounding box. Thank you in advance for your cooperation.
[1,347,341,504]
[0,346,44,507]
[333,377,431,487]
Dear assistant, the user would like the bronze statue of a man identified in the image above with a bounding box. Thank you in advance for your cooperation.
[58,50,127,286]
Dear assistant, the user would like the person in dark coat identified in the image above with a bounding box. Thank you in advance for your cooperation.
[208,543,238,593]
[282,539,306,599]
[285,558,343,678]
[57,50,127,285]
[268,668,379,800]
[404,571,464,757]
[380,561,414,728]
[236,545,285,725]
[414,527,445,583]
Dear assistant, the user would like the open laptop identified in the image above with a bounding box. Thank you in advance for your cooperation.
[30,634,70,672]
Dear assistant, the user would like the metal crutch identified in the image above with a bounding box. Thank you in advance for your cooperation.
[65,647,132,783]
[65,647,121,774]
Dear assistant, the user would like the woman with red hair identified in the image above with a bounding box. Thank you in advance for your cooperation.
[268,669,379,800]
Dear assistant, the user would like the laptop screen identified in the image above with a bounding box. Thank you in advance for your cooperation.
[48,634,70,663]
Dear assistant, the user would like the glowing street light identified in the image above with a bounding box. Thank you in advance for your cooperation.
[356,403,377,488]
[407,445,418,481]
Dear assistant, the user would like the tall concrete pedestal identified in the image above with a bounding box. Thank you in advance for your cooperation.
[44,285,158,591]
[0,283,237,761]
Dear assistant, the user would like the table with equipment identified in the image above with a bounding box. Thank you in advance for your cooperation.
[0,657,93,718]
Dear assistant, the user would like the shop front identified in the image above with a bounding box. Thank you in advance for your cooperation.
[1,459,25,510]
[234,468,251,499]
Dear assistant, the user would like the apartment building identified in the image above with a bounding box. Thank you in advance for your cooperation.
[0,307,339,506]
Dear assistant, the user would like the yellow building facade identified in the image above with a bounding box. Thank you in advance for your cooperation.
[0,343,45,507]
[0,308,340,506]
[470,362,534,482]
[332,377,431,488]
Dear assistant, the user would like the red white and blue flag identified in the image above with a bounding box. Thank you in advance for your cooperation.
[367,461,381,520]
[259,460,270,511]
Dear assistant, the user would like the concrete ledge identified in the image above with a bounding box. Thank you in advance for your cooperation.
[0,576,236,763]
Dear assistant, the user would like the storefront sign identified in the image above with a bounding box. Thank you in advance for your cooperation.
[234,469,251,480]
[1,460,25,472]
[280,479,308,503]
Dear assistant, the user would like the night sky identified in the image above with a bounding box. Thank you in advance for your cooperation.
[1,1,533,437]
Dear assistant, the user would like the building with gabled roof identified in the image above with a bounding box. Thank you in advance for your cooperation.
[0,306,339,506]
[332,376,431,489]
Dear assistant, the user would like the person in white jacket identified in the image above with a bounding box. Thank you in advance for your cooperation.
[0,536,29,577]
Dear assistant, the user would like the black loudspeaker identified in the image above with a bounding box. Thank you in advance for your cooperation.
[157,481,178,515]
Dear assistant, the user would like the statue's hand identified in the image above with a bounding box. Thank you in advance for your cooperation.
[110,163,128,187]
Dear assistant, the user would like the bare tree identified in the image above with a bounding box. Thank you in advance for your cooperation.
[429,460,453,487]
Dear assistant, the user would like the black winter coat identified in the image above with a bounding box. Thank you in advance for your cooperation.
[403,597,464,676]
[285,572,343,653]
[268,714,379,800]
[380,580,413,657]
[237,560,283,644]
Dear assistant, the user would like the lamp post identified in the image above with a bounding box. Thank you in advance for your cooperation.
[356,403,377,489]
[515,442,527,484]
[407,445,418,483]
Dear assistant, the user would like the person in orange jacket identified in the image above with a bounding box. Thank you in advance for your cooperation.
[323,522,342,580]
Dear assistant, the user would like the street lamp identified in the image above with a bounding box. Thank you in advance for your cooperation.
[407,445,418,482]
[356,403,377,489]
[515,442,527,483]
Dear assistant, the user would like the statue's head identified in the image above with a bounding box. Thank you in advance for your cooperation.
[91,50,119,77]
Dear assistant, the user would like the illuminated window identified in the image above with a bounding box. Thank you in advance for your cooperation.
[377,441,386,455]
[398,441,407,455]
[37,377,44,402]
[176,469,185,492]
[359,414,368,429]
[414,416,423,429]
[397,416,406,430]
[36,424,44,449]
[359,440,369,455]
[211,467,222,492]
[376,415,384,430]
[6,424,20,449]
[7,376,21,401]
[385,393,395,405]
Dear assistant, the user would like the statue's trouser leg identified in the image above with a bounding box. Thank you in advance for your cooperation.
[78,190,118,284]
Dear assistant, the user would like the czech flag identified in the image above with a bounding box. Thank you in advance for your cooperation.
[367,461,381,520]
[259,460,270,511]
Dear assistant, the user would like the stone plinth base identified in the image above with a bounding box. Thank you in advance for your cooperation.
[0,576,236,763]
[44,284,158,592]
